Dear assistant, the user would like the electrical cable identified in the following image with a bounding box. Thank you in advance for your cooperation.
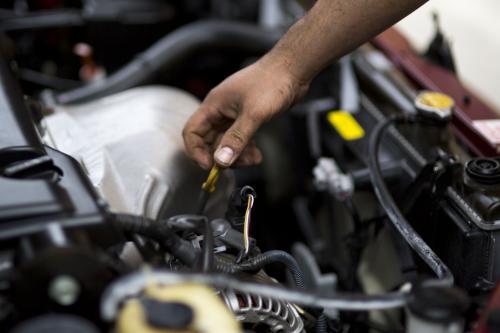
[111,213,198,267]
[101,270,409,320]
[18,68,81,90]
[196,191,210,216]
[243,193,255,256]
[199,217,214,273]
[113,213,214,272]
[368,115,453,285]
[228,250,305,290]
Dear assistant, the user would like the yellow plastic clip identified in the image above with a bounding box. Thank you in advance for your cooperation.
[202,165,220,193]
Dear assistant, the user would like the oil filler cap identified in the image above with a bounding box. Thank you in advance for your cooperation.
[465,158,500,185]
[414,91,454,121]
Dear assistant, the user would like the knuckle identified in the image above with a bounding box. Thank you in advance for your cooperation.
[200,103,218,116]
[259,111,273,123]
[246,111,262,124]
[228,128,246,146]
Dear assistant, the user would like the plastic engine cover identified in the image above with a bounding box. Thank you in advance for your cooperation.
[43,86,232,219]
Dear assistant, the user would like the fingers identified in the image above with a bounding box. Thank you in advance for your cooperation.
[213,111,263,167]
[184,101,265,169]
[183,89,240,169]
[183,109,216,169]
[232,141,263,167]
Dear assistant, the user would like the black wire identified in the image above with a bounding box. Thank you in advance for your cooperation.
[344,198,362,233]
[199,217,214,273]
[215,250,306,290]
[163,214,214,272]
[367,115,453,285]
[18,68,81,90]
[316,314,329,333]
[114,213,215,272]
[112,213,198,267]
[343,198,364,291]
[196,190,210,215]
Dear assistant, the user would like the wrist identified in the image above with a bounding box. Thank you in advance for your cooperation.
[258,51,311,103]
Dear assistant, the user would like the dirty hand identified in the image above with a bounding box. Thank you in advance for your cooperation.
[183,57,309,169]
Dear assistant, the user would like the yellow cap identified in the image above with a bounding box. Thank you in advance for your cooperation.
[414,91,454,120]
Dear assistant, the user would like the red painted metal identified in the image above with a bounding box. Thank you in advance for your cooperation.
[373,29,500,332]
[372,28,499,157]
[472,283,500,333]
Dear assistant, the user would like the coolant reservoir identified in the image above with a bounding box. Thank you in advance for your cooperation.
[117,283,241,333]
[406,285,468,333]
[43,86,232,219]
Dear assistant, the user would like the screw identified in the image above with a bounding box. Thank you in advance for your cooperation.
[48,275,80,306]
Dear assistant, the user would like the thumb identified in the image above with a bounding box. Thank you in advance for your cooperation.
[214,113,261,167]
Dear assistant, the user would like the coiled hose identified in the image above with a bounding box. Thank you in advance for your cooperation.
[315,314,328,333]
[368,115,453,285]
[215,250,305,290]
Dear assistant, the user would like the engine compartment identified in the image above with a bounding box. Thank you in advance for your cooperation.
[1,1,500,333]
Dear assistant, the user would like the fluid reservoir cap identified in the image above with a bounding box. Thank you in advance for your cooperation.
[465,158,500,185]
[414,91,454,121]
[141,299,194,329]
[407,285,469,323]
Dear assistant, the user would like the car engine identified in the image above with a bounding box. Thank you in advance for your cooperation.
[1,1,500,333]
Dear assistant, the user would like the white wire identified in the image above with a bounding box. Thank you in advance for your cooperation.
[243,194,255,255]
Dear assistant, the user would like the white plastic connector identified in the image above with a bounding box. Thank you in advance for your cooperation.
[313,157,354,201]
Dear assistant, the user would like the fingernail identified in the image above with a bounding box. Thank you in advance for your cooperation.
[215,146,234,166]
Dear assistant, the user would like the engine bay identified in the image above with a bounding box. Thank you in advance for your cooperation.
[1,1,500,333]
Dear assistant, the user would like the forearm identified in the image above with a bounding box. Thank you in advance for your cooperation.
[183,0,427,168]
[265,0,426,84]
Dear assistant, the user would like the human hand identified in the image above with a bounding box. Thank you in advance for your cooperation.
[183,57,309,169]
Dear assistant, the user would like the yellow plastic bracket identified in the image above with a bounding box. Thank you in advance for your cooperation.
[327,110,365,141]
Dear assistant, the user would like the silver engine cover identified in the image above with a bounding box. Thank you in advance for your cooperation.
[43,86,232,219]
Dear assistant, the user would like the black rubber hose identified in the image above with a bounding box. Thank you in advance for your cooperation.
[196,190,210,215]
[164,215,214,272]
[316,314,328,333]
[215,250,305,290]
[0,10,84,31]
[199,217,214,273]
[18,68,81,90]
[368,115,453,285]
[54,20,281,104]
[112,213,197,266]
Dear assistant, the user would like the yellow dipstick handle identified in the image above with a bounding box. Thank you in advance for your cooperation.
[202,165,220,193]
